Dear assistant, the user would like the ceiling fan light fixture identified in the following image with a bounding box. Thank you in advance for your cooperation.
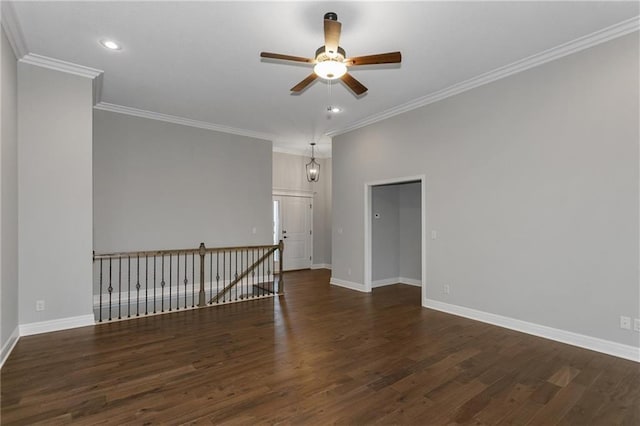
[313,60,347,80]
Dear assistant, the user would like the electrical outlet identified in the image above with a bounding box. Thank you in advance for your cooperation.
[443,284,450,294]
[347,268,352,276]
[36,300,45,312]
[620,316,631,330]
[634,318,640,332]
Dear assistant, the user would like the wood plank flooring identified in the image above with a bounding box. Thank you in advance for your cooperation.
[2,269,638,425]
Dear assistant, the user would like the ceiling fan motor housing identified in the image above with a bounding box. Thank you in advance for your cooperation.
[315,46,346,62]
[324,12,338,21]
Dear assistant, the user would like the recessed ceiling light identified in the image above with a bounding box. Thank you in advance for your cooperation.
[327,106,342,113]
[100,40,121,50]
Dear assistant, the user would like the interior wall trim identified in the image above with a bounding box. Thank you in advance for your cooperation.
[371,277,422,288]
[0,326,20,369]
[329,277,367,293]
[94,102,275,142]
[0,1,28,59]
[20,53,103,79]
[272,188,315,198]
[311,263,331,270]
[19,314,95,337]
[273,146,331,159]
[399,277,421,287]
[327,16,640,137]
[424,298,640,363]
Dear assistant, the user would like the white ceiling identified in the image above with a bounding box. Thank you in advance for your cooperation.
[9,1,640,157]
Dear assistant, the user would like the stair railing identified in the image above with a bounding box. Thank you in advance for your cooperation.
[92,240,284,322]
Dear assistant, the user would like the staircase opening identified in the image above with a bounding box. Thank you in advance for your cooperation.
[93,241,284,322]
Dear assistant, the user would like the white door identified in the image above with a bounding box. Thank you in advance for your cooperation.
[274,196,312,271]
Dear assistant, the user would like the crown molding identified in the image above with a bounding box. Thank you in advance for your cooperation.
[95,102,275,142]
[20,53,103,79]
[273,146,310,157]
[272,145,331,159]
[93,73,104,105]
[1,1,28,58]
[327,15,640,137]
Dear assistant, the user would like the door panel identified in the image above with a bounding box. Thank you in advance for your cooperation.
[275,196,312,271]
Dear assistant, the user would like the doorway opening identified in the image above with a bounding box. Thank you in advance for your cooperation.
[364,176,426,302]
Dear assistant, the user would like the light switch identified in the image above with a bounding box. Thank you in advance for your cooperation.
[431,230,437,240]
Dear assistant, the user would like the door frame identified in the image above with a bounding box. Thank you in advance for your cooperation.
[364,175,426,301]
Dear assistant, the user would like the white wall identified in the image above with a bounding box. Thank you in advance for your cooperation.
[332,33,639,348]
[93,109,273,252]
[1,25,19,359]
[273,152,331,266]
[18,63,94,325]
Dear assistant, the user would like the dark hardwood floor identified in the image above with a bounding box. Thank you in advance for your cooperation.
[2,269,638,425]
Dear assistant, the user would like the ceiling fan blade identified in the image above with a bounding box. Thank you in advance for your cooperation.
[260,52,315,64]
[340,73,367,95]
[324,19,342,56]
[345,52,402,66]
[291,73,318,92]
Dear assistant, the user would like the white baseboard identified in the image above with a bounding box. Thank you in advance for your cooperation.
[424,299,640,363]
[372,277,422,288]
[19,314,95,337]
[399,277,422,287]
[330,277,367,292]
[0,326,20,369]
[311,263,332,270]
[372,277,400,288]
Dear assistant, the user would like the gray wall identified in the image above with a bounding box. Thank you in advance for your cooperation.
[273,151,331,266]
[372,185,399,281]
[398,182,421,280]
[94,109,273,252]
[18,63,94,324]
[1,26,19,354]
[372,182,421,283]
[332,34,639,347]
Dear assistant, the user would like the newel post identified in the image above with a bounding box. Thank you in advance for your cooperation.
[198,242,206,307]
[278,239,284,294]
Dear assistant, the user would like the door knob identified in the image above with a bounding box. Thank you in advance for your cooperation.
[283,236,288,239]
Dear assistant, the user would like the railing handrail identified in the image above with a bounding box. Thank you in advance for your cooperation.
[93,242,279,261]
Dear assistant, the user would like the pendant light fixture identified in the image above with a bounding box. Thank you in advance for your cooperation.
[306,142,320,182]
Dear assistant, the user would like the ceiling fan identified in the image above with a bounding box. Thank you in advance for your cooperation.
[260,12,401,96]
